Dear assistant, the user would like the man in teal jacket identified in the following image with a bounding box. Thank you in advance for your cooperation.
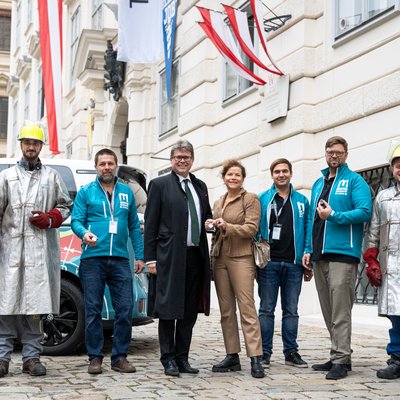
[72,148,144,375]
[258,158,312,370]
[303,136,372,380]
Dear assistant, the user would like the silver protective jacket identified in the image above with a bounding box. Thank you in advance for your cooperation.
[0,163,72,315]
[365,185,400,316]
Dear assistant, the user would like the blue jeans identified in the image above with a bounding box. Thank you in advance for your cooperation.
[258,261,303,356]
[79,256,133,365]
[387,315,400,357]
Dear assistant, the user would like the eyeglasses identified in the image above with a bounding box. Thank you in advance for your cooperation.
[172,155,192,162]
[326,150,346,157]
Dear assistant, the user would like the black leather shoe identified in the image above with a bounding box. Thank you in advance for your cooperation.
[312,360,352,371]
[164,360,180,377]
[261,353,270,368]
[176,360,199,374]
[377,355,400,379]
[250,356,265,378]
[0,360,9,378]
[326,364,348,380]
[212,353,241,372]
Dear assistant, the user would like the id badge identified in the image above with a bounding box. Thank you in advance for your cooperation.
[109,220,118,234]
[272,223,282,240]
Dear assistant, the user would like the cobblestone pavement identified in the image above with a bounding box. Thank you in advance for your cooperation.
[1,310,400,400]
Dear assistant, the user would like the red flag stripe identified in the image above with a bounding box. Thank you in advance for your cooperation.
[38,0,62,155]
[223,5,282,76]
[197,7,266,85]
[198,22,265,85]
[250,0,283,75]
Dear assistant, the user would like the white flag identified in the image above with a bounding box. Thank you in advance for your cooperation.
[117,0,162,63]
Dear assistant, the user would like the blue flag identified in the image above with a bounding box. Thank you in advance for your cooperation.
[162,0,178,102]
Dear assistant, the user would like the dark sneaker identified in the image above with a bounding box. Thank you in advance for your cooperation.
[312,360,352,371]
[88,357,102,375]
[261,353,270,368]
[377,355,400,379]
[111,357,136,373]
[0,360,9,378]
[285,351,308,368]
[212,353,241,372]
[250,356,265,378]
[326,364,348,380]
[22,358,46,376]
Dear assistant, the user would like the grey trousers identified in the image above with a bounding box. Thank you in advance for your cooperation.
[314,261,357,364]
[0,315,43,362]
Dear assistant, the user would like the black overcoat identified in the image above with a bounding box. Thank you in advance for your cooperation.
[144,171,212,319]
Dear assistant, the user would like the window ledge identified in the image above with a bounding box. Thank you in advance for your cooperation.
[159,125,178,140]
[222,84,258,108]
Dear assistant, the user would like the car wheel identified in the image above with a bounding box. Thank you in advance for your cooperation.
[41,279,85,356]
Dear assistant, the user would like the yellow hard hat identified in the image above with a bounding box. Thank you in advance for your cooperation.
[17,124,45,143]
[389,143,400,165]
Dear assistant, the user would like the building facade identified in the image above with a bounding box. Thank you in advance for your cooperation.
[6,0,400,311]
[0,0,11,156]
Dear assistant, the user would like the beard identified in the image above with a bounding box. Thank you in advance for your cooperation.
[22,150,39,162]
[98,173,115,184]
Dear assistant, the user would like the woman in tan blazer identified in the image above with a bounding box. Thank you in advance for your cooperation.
[206,159,264,378]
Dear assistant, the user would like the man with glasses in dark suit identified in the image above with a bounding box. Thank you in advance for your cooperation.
[144,140,212,377]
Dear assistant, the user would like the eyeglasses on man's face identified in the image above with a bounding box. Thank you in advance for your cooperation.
[325,150,346,157]
[172,155,192,162]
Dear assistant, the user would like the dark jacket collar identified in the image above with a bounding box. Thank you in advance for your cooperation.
[18,158,42,171]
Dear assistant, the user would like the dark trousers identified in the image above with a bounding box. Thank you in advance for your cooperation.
[159,247,203,365]
[387,315,400,356]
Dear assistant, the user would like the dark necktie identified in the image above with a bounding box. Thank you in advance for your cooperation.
[184,179,200,246]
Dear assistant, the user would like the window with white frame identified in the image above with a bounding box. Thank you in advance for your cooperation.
[70,6,80,82]
[335,0,398,39]
[159,59,179,136]
[37,66,44,120]
[0,97,8,140]
[92,0,103,30]
[27,0,33,26]
[16,2,21,48]
[24,83,30,121]
[223,3,255,101]
[0,10,11,51]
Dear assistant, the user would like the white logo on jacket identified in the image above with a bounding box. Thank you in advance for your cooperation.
[119,193,129,209]
[335,180,349,196]
[297,202,305,218]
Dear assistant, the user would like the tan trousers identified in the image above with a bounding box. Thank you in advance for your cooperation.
[214,253,262,357]
[314,261,357,364]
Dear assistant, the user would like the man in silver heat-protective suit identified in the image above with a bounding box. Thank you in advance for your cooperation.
[364,143,400,380]
[0,124,72,378]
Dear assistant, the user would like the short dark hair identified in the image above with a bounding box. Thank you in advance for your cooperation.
[221,159,246,178]
[94,148,118,166]
[270,158,292,175]
[170,140,194,159]
[325,136,348,152]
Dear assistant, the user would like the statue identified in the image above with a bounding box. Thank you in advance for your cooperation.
[104,40,125,102]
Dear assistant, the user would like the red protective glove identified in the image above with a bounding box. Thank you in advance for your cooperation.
[363,247,381,287]
[29,209,62,229]
[48,209,63,228]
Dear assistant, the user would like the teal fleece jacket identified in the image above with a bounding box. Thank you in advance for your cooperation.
[258,184,309,265]
[71,177,144,261]
[305,163,372,259]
